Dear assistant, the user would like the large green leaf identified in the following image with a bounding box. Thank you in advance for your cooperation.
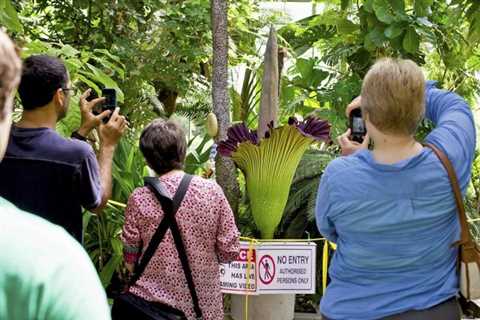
[111,238,123,256]
[364,27,386,50]
[99,254,123,287]
[341,0,352,10]
[59,44,79,58]
[389,0,405,13]
[75,74,102,96]
[403,27,420,53]
[414,0,433,17]
[81,64,125,102]
[90,56,125,80]
[294,58,329,89]
[384,23,405,39]
[0,0,23,33]
[336,18,358,34]
[364,0,374,13]
[373,0,394,24]
[468,10,480,43]
[21,40,51,57]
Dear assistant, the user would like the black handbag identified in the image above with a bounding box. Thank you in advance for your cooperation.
[112,174,203,320]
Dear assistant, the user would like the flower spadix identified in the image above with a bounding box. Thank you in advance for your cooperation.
[218,117,330,239]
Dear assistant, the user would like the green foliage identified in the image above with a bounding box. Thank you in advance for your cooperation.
[278,0,480,132]
[468,152,480,241]
[0,0,23,33]
[185,135,213,175]
[10,0,270,130]
[84,138,147,287]
[3,0,270,286]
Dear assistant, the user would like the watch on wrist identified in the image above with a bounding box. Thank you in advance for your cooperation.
[71,130,87,141]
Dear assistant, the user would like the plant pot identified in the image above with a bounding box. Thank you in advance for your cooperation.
[230,294,296,320]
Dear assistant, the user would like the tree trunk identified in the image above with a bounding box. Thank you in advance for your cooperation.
[211,0,240,214]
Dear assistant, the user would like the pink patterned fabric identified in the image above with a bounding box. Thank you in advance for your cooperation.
[121,171,240,320]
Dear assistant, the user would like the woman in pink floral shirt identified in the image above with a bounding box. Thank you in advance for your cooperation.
[119,119,240,320]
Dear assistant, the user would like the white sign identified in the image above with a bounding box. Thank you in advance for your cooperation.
[257,242,316,294]
[220,241,258,295]
[220,241,316,295]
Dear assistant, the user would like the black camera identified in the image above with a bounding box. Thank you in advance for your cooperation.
[349,108,366,143]
[89,88,117,123]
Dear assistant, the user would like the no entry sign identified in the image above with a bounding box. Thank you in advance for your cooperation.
[258,255,275,285]
[257,242,316,294]
[220,241,316,295]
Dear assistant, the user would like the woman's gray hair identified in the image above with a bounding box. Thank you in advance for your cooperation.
[139,119,187,175]
[0,29,21,120]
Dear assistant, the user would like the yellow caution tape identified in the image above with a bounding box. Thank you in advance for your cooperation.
[322,241,337,293]
[239,236,326,243]
[243,238,257,320]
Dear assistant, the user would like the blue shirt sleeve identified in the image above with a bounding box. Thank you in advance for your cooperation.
[315,170,338,242]
[78,147,102,210]
[424,81,476,191]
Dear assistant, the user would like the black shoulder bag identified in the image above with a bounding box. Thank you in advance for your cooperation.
[111,174,203,320]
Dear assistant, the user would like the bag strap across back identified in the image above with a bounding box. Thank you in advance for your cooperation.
[424,143,472,246]
[132,173,202,319]
[130,178,173,285]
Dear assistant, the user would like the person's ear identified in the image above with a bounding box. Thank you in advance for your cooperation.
[53,88,65,107]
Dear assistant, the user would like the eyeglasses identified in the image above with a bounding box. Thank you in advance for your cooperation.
[61,87,78,96]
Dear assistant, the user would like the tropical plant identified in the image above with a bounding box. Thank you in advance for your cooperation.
[185,134,213,175]
[10,0,274,130]
[84,137,148,287]
[0,0,23,33]
[218,117,330,239]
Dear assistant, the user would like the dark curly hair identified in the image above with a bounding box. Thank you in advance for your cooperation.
[18,55,68,110]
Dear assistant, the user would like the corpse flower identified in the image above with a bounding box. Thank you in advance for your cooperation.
[218,117,330,239]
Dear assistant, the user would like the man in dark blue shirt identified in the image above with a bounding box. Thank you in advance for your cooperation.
[0,55,127,242]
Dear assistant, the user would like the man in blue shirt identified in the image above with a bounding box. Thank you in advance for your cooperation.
[0,29,111,320]
[0,55,127,242]
[316,58,474,319]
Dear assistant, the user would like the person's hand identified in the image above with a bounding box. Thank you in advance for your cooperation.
[99,107,128,148]
[346,96,362,117]
[77,89,111,137]
[337,129,370,156]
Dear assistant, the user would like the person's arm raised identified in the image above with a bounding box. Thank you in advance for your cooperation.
[424,81,476,190]
[90,107,127,214]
